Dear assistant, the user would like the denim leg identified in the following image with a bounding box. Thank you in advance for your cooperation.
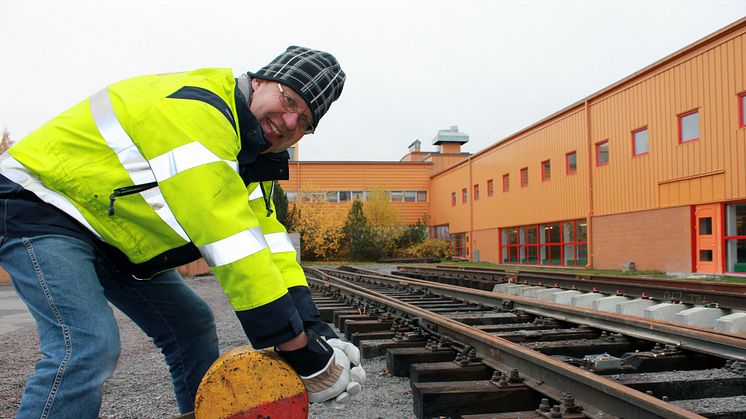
[97,269,219,413]
[0,235,120,419]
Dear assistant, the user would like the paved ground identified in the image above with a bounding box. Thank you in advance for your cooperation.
[0,283,35,335]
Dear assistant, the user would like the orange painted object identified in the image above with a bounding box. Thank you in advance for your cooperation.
[194,347,308,419]
[0,267,10,284]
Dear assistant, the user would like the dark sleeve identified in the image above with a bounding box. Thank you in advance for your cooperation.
[288,285,339,340]
[235,293,305,349]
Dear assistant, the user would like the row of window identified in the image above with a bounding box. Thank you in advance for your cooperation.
[451,96,746,206]
[593,107,702,167]
[500,219,588,266]
[595,96,746,165]
[441,203,742,272]
[287,190,428,203]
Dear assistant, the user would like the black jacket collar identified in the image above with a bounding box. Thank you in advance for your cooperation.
[234,85,290,184]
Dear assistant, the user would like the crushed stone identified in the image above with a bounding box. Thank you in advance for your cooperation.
[0,275,413,418]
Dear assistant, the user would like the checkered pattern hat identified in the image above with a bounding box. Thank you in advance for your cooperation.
[250,46,345,129]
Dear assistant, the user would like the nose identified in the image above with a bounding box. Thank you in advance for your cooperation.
[282,112,300,131]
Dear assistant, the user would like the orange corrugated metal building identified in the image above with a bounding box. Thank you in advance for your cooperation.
[286,17,746,274]
[283,161,432,225]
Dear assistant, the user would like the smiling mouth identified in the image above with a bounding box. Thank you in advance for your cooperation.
[266,118,282,139]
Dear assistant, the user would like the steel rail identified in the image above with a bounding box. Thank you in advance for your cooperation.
[431,264,746,295]
[334,267,746,361]
[395,265,746,310]
[306,267,703,419]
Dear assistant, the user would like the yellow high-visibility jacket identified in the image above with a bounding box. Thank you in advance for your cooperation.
[2,68,315,347]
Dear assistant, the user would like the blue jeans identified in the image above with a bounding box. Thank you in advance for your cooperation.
[0,234,219,418]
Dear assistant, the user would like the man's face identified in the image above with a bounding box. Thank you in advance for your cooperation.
[250,78,313,154]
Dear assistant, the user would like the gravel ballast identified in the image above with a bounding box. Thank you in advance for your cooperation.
[0,276,413,418]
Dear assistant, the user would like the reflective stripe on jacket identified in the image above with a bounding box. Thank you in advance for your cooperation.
[3,68,305,347]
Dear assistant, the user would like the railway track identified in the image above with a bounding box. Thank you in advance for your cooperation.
[305,266,746,419]
[394,266,746,333]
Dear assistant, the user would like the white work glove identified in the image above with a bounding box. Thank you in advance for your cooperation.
[322,338,367,407]
[277,331,366,405]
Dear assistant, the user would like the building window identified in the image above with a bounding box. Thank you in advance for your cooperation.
[473,184,480,201]
[596,140,609,166]
[451,192,456,207]
[520,168,528,188]
[462,188,468,203]
[487,179,494,197]
[541,160,551,181]
[632,127,649,156]
[293,190,426,204]
[725,202,746,273]
[503,174,510,192]
[699,217,713,235]
[304,192,325,202]
[678,109,700,143]
[431,224,450,241]
[565,151,577,174]
[452,233,467,258]
[500,219,588,266]
[740,93,746,128]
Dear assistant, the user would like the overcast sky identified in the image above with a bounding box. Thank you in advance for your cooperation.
[1,1,744,161]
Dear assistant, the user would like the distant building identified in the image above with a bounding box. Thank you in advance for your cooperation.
[281,125,471,226]
[281,17,746,274]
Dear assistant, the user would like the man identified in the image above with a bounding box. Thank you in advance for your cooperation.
[0,45,363,417]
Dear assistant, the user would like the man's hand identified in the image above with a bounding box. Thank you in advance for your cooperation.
[276,330,366,404]
[323,338,367,406]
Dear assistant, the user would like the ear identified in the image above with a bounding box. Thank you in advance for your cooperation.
[251,78,262,90]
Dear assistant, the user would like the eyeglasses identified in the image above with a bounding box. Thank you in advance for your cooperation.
[277,84,315,135]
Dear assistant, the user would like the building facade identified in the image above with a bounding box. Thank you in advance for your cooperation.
[284,17,746,274]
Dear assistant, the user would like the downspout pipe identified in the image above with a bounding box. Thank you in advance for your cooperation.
[468,156,474,261]
[585,100,594,269]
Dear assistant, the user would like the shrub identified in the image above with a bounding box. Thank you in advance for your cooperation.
[396,218,428,249]
[399,239,452,259]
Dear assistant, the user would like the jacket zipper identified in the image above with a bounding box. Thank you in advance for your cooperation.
[108,181,158,216]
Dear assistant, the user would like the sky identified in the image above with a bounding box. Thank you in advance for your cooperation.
[1,1,745,161]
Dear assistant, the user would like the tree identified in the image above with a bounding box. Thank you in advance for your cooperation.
[272,181,291,230]
[341,199,370,260]
[363,188,399,228]
[286,183,346,260]
[361,188,402,260]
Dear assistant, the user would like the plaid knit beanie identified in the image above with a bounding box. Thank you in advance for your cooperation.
[250,45,345,129]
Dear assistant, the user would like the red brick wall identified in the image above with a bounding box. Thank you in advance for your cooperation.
[0,267,9,284]
[592,206,692,272]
